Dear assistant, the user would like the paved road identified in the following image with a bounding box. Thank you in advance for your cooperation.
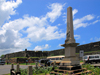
[0,65,35,75]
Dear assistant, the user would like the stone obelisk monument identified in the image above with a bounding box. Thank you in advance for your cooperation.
[50,7,92,75]
[61,7,80,67]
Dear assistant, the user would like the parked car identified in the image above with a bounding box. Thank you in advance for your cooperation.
[39,59,51,66]
[83,54,100,64]
[0,58,5,65]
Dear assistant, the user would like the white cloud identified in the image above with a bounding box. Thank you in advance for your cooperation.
[90,37,100,42]
[90,38,93,40]
[0,0,29,56]
[62,9,78,24]
[62,16,66,18]
[95,37,100,41]
[97,16,100,18]
[33,44,50,51]
[63,8,96,29]
[44,44,49,49]
[92,20,100,24]
[63,12,66,15]
[0,2,66,56]
[74,35,80,40]
[34,46,42,51]
[62,9,78,23]
[46,3,64,23]
[58,44,62,47]
[0,29,31,56]
[73,9,78,18]
[27,25,65,41]
[2,3,65,42]
[58,24,62,26]
[0,0,22,26]
[74,15,94,30]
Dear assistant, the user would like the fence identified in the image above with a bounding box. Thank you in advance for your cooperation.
[10,63,33,75]
[10,62,53,75]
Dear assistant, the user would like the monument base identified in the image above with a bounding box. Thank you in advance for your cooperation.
[60,56,80,66]
[50,57,92,74]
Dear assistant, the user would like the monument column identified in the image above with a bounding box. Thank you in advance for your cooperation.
[66,7,75,44]
[61,7,80,66]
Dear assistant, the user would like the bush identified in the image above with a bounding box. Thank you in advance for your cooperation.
[82,64,100,75]
[16,66,53,75]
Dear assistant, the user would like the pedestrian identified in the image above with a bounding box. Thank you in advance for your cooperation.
[7,60,8,65]
[26,60,28,65]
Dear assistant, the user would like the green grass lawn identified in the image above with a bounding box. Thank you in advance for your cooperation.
[10,57,39,59]
[80,60,83,62]
[3,74,10,75]
[5,62,36,65]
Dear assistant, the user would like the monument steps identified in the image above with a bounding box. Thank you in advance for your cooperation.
[74,70,93,75]
[50,71,65,75]
[50,68,93,75]
[54,68,86,74]
[58,65,81,70]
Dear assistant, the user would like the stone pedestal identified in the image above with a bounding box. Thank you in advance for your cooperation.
[60,43,80,66]
[60,43,81,70]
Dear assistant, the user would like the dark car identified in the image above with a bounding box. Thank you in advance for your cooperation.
[39,59,50,66]
[47,60,53,66]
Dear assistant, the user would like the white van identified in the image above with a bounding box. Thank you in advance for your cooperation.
[83,54,100,64]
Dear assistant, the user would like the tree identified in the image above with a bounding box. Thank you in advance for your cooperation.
[0,55,5,58]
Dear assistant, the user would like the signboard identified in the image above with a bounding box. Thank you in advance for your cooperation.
[80,50,84,57]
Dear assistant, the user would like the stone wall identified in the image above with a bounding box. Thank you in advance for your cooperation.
[76,41,100,53]
[48,49,64,56]
[48,41,100,56]
[5,51,48,59]
[5,41,100,59]
[5,51,25,59]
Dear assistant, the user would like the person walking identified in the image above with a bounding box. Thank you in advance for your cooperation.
[26,60,28,65]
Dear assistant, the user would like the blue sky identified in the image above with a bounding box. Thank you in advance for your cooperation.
[0,0,100,56]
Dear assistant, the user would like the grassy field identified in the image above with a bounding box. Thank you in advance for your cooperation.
[5,62,36,65]
[10,57,39,59]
